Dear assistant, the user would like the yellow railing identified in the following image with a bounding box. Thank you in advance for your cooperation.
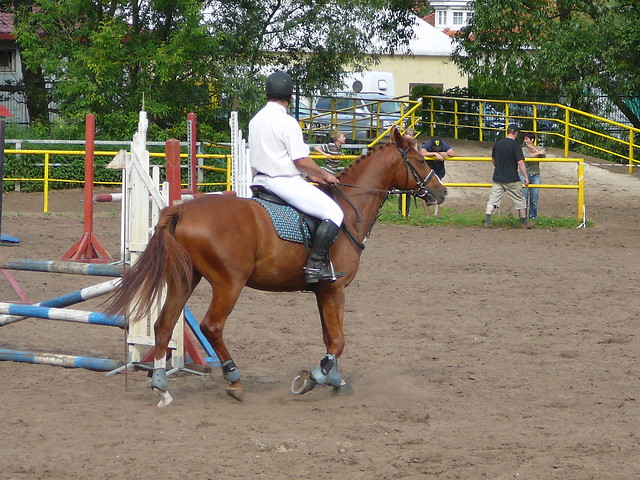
[422,96,640,174]
[299,95,421,145]
[1,148,230,213]
[3,147,586,220]
[398,156,586,221]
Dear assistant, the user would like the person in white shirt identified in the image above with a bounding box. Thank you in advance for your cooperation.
[249,71,344,284]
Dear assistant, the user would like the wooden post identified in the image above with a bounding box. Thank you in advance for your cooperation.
[61,114,113,262]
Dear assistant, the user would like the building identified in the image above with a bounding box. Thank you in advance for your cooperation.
[373,14,467,97]
[0,12,28,123]
[426,0,473,31]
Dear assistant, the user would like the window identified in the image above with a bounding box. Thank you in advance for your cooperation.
[453,11,464,26]
[0,49,15,72]
[437,11,447,26]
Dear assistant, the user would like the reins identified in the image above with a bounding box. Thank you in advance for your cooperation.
[329,141,437,252]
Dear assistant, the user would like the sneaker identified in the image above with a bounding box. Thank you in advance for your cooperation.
[434,215,441,219]
[521,222,535,229]
[483,223,494,229]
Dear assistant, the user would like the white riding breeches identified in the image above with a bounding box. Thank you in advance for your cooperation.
[252,175,344,226]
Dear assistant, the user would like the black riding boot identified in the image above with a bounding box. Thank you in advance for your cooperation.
[304,219,344,284]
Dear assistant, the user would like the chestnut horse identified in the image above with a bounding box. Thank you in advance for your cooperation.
[106,127,447,407]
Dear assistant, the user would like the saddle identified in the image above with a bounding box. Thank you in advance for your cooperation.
[250,186,320,247]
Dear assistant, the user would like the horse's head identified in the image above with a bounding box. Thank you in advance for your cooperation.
[390,127,447,205]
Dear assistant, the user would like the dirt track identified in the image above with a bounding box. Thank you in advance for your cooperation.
[1,138,639,479]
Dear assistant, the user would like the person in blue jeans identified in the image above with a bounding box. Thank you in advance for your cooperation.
[519,132,546,219]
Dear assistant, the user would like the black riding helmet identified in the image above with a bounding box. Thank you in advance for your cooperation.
[265,71,294,102]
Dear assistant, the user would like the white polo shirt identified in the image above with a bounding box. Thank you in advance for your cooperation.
[248,101,310,177]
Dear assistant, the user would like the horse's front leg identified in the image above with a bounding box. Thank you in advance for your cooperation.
[292,286,352,395]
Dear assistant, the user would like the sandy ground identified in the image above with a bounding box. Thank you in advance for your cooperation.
[0,138,639,479]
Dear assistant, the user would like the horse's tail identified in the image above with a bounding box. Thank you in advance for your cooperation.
[105,205,193,323]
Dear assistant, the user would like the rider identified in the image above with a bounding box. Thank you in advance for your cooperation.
[248,71,345,284]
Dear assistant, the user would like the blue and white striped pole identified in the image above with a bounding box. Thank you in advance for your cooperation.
[0,259,125,277]
[0,348,124,372]
[0,278,121,326]
[0,302,125,327]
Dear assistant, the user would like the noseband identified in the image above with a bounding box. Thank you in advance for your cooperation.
[392,141,436,200]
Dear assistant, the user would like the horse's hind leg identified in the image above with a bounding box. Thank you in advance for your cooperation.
[199,282,245,402]
[150,275,200,407]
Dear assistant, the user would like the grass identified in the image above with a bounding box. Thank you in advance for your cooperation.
[377,196,593,228]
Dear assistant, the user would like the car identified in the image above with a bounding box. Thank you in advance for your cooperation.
[290,96,312,122]
[481,104,507,129]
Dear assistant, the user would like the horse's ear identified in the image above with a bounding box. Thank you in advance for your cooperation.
[390,126,403,145]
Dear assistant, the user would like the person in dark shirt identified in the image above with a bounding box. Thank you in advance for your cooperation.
[420,137,455,219]
[484,124,534,228]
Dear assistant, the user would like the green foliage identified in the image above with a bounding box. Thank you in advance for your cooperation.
[10,0,420,137]
[377,196,591,228]
[415,86,481,140]
[454,1,640,126]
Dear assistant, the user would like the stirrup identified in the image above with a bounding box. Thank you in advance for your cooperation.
[304,262,344,284]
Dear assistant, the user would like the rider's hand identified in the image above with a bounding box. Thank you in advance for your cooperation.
[309,172,338,185]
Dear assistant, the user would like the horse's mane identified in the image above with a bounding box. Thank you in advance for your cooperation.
[336,141,390,179]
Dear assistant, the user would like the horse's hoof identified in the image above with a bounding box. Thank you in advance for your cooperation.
[152,387,173,408]
[226,382,244,402]
[332,380,353,396]
[291,370,317,395]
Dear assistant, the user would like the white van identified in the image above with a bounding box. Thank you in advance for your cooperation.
[342,71,396,97]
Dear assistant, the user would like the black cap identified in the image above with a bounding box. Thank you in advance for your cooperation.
[430,138,444,151]
[508,123,520,133]
[265,71,294,101]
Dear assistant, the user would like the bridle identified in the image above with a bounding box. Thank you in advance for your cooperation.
[335,142,437,197]
[330,140,440,251]
[392,141,437,200]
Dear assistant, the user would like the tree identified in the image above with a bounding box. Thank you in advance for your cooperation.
[11,0,420,138]
[451,0,640,127]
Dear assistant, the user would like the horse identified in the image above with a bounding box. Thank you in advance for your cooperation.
[105,126,447,407]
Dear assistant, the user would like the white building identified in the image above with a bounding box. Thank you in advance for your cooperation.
[429,0,473,31]
[372,15,467,97]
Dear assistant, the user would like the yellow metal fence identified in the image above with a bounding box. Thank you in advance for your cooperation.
[2,148,230,213]
[299,95,422,147]
[2,149,585,220]
[422,96,640,174]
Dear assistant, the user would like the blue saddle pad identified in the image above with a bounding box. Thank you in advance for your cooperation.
[252,198,312,245]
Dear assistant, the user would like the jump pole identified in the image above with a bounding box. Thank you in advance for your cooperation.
[61,113,113,263]
[0,259,125,277]
[0,348,124,372]
[166,138,182,204]
[187,112,197,194]
[0,278,121,326]
[0,302,125,327]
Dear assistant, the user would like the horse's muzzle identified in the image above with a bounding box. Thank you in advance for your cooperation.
[422,187,447,205]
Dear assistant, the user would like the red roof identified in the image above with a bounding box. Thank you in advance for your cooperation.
[442,28,460,38]
[0,11,15,40]
[0,12,14,34]
[423,12,435,27]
